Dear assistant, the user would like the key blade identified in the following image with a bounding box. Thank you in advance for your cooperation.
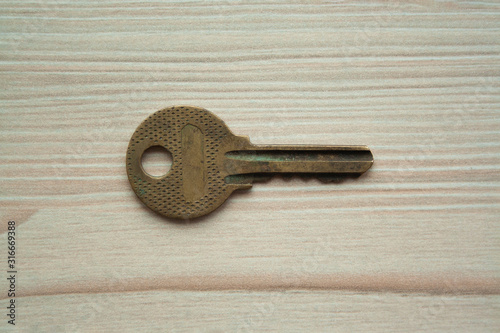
[224,145,373,176]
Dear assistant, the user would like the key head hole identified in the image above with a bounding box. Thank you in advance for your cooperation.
[141,146,173,177]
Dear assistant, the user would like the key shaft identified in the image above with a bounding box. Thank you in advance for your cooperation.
[224,145,373,176]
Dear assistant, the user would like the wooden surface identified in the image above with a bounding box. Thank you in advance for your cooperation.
[1,0,499,331]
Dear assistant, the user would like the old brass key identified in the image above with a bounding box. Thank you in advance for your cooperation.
[127,106,373,219]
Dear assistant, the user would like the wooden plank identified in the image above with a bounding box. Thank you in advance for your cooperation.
[1,0,499,331]
[20,291,500,332]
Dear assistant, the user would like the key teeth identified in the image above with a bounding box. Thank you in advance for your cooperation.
[315,173,362,183]
[226,173,364,185]
[260,173,363,183]
[282,173,363,183]
[315,174,343,183]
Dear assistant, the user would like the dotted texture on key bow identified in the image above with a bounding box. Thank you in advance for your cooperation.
[126,106,230,219]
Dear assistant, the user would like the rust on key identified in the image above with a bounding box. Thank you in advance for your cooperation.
[126,105,374,219]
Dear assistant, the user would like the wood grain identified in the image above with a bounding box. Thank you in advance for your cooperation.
[1,0,499,331]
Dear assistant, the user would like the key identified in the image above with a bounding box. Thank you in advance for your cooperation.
[127,106,373,219]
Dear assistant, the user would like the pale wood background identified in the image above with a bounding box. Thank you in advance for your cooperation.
[1,0,499,332]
